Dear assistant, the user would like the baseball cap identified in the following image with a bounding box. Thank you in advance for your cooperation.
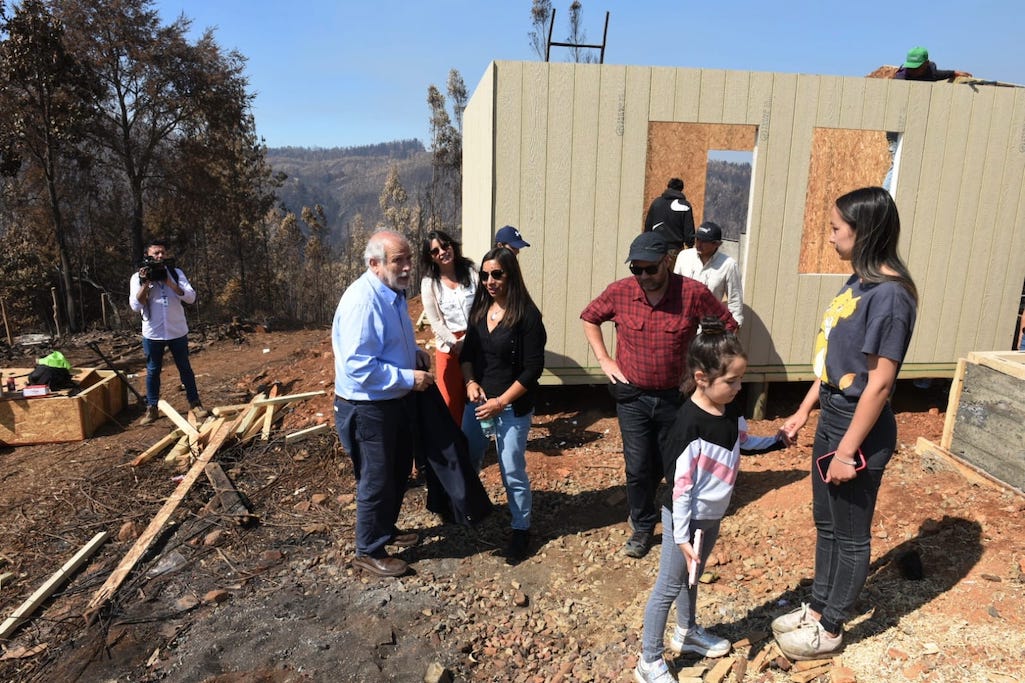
[695,221,723,242]
[625,232,669,263]
[903,47,929,69]
[495,225,530,249]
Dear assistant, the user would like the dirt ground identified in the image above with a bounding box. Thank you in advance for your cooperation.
[1,313,1023,683]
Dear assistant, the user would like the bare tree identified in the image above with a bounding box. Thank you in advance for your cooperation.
[528,0,552,60]
[567,1,597,64]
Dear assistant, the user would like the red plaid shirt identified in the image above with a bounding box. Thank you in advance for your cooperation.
[580,273,738,390]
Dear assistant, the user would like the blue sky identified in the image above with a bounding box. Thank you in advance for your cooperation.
[153,0,1025,149]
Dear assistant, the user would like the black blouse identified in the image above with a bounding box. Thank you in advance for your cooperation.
[460,304,546,416]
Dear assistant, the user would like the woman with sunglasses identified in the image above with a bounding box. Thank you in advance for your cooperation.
[460,247,547,563]
[420,230,479,425]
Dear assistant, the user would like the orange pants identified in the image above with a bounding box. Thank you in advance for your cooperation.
[435,342,465,426]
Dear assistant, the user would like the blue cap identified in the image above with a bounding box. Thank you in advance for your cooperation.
[495,225,530,249]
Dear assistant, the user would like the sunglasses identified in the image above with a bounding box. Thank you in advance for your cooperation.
[479,269,505,282]
[429,243,451,256]
[629,264,662,276]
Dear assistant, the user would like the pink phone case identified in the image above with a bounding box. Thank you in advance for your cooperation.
[816,449,866,481]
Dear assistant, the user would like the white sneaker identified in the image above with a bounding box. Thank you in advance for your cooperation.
[634,655,677,683]
[771,602,811,636]
[775,619,843,661]
[668,624,731,658]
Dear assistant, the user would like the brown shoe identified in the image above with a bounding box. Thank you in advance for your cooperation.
[388,532,420,548]
[139,406,160,425]
[352,554,408,577]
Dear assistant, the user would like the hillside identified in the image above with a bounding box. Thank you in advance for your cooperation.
[267,140,434,244]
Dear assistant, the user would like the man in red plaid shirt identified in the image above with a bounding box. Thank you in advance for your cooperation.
[581,232,738,558]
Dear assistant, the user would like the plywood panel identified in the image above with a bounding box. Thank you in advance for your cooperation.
[745,73,797,366]
[814,75,842,127]
[722,70,750,125]
[799,127,891,274]
[0,370,125,446]
[493,62,523,245]
[837,76,866,129]
[585,64,627,366]
[698,69,726,123]
[993,92,1025,350]
[462,62,496,262]
[563,64,603,371]
[673,68,701,121]
[923,85,967,362]
[517,62,549,294]
[648,67,677,120]
[861,77,890,130]
[952,87,998,354]
[540,63,575,358]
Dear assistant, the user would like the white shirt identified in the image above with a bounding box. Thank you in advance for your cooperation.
[674,248,744,326]
[129,269,196,340]
[420,270,478,352]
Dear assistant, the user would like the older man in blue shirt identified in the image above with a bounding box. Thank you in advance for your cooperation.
[333,230,435,577]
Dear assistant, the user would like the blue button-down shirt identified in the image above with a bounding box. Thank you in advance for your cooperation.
[332,270,418,401]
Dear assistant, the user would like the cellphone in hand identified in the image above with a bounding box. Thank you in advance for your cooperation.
[816,449,866,481]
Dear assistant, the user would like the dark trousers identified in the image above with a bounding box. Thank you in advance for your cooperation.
[810,386,896,634]
[142,335,199,407]
[334,394,416,558]
[615,391,681,533]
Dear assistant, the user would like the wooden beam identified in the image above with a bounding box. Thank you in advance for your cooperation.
[84,416,239,624]
[916,437,1024,497]
[259,384,281,442]
[252,390,325,406]
[157,400,200,439]
[203,462,253,521]
[940,358,967,450]
[284,423,330,443]
[1,532,108,638]
[130,429,183,467]
[234,393,266,436]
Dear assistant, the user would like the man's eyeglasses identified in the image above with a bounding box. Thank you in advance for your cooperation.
[479,269,505,282]
[629,263,661,276]
[430,243,451,257]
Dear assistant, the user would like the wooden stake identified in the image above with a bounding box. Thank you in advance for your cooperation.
[130,429,184,467]
[705,657,734,683]
[1,532,108,638]
[252,390,325,406]
[157,400,200,440]
[284,423,330,443]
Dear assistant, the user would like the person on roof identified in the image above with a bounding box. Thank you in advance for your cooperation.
[895,47,971,82]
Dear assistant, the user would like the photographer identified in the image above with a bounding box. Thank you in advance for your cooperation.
[129,239,207,424]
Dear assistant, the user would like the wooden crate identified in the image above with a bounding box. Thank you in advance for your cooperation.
[933,352,1025,494]
[0,368,127,446]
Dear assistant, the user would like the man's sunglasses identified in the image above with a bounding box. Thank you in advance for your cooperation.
[479,269,505,282]
[629,264,661,276]
[430,243,451,256]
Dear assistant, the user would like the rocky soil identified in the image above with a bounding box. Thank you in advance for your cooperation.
[1,320,1023,683]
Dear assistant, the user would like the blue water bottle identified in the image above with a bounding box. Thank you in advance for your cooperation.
[479,415,496,439]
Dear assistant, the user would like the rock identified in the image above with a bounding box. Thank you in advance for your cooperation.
[832,666,858,683]
[887,647,909,660]
[203,589,229,604]
[118,521,138,541]
[311,493,329,506]
[513,591,529,607]
[174,595,200,611]
[423,661,452,683]
[203,529,225,546]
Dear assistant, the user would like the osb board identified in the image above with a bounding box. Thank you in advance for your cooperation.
[0,369,125,446]
[643,122,756,227]
[947,361,1025,492]
[799,128,892,274]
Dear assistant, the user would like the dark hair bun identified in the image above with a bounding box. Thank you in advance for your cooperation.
[699,318,726,336]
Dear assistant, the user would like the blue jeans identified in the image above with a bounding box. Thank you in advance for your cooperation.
[334,395,415,557]
[615,392,681,533]
[810,386,896,634]
[142,335,199,407]
[641,506,721,661]
[463,403,533,530]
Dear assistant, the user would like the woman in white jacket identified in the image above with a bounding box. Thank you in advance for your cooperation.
[419,230,479,425]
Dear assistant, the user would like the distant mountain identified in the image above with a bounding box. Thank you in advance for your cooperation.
[703,159,752,241]
[267,140,433,243]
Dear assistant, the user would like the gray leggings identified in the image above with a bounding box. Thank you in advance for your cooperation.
[640,506,721,661]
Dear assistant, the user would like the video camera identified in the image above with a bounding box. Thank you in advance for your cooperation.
[140,256,176,283]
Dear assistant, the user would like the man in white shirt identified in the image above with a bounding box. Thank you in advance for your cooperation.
[673,222,744,326]
[129,240,206,424]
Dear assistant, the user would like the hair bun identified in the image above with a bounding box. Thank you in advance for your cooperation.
[699,318,726,336]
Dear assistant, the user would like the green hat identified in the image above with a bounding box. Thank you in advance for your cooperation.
[903,47,929,69]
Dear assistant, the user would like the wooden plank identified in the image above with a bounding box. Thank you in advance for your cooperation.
[157,399,200,439]
[940,358,967,449]
[705,656,734,683]
[0,532,108,638]
[235,392,266,435]
[284,423,330,443]
[916,437,1023,497]
[130,428,183,467]
[792,663,832,682]
[968,351,1025,381]
[84,416,238,623]
[259,384,281,442]
[203,462,252,519]
[251,390,325,406]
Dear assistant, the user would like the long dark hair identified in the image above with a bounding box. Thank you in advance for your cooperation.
[419,229,475,287]
[468,247,537,328]
[836,187,918,303]
[680,319,746,396]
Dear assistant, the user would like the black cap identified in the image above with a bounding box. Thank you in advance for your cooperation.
[626,232,669,263]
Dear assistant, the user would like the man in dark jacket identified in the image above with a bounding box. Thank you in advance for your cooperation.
[644,177,695,253]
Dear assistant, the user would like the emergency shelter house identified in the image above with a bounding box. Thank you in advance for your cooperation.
[461,60,1025,401]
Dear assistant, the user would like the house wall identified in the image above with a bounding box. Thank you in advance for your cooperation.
[462,61,1025,384]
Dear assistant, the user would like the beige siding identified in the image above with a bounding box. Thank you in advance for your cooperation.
[464,61,1025,384]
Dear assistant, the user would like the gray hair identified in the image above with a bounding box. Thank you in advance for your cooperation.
[363,230,407,267]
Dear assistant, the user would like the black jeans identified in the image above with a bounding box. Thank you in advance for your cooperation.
[334,395,416,558]
[615,389,681,533]
[809,386,896,634]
